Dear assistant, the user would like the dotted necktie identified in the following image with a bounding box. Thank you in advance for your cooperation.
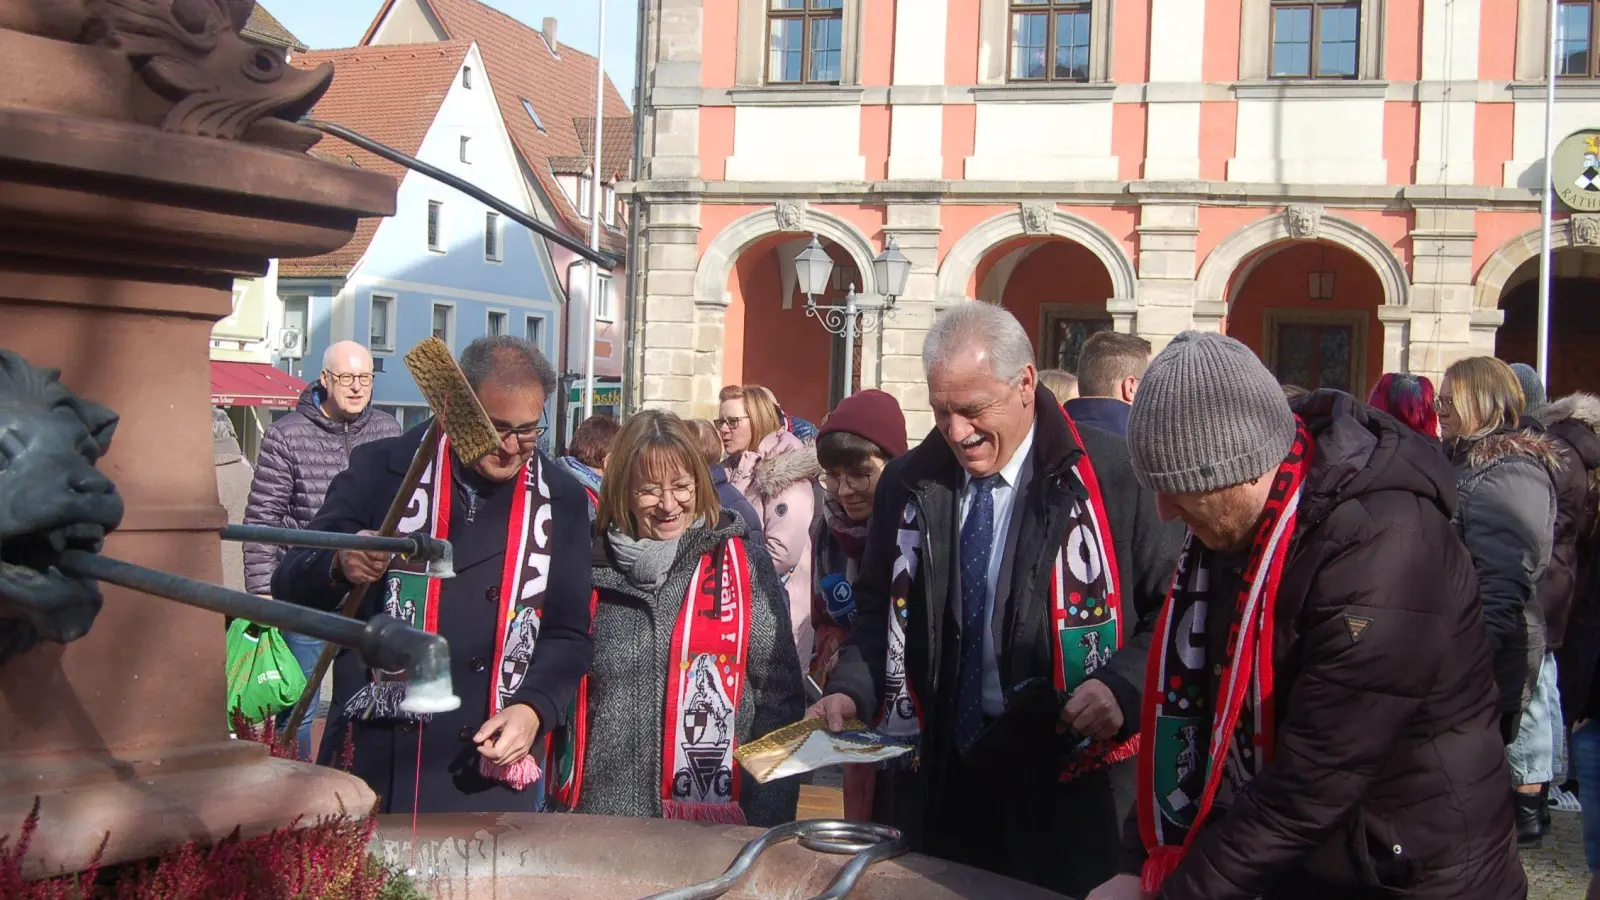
[954,474,998,753]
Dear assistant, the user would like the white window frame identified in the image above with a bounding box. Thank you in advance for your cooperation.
[484,210,502,262]
[427,200,444,252]
[430,301,456,349]
[1239,0,1384,81]
[520,97,548,133]
[486,308,508,337]
[460,135,471,163]
[577,175,593,218]
[603,184,617,226]
[978,0,1114,85]
[368,293,396,352]
[525,313,546,348]
[595,272,615,322]
[735,0,864,87]
[462,65,473,89]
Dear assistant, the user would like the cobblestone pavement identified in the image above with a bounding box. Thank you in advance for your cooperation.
[1526,811,1590,900]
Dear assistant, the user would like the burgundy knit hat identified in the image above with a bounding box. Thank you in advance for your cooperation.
[818,389,909,458]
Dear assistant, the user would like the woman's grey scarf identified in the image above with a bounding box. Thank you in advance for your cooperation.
[606,529,684,589]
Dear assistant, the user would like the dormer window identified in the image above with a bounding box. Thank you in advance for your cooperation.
[577,175,593,218]
[604,184,617,226]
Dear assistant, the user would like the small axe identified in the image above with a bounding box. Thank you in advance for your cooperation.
[280,337,501,740]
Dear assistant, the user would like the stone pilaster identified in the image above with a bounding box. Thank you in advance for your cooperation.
[1407,206,1478,381]
[879,203,942,438]
[638,201,705,415]
[644,0,703,181]
[1133,201,1202,353]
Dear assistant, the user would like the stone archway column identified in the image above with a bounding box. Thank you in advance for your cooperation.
[880,203,942,438]
[1377,305,1413,374]
[638,201,705,417]
[1406,206,1478,381]
[1133,202,1202,352]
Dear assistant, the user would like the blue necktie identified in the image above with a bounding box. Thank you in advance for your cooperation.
[955,474,998,753]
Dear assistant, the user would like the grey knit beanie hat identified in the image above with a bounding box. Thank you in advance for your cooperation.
[1509,362,1547,415]
[1127,331,1297,494]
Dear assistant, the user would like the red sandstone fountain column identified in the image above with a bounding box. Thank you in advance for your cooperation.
[0,1,395,876]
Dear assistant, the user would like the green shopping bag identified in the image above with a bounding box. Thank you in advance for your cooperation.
[225,619,308,726]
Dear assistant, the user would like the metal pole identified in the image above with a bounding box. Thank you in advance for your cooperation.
[1539,0,1559,384]
[843,289,857,398]
[583,1,609,421]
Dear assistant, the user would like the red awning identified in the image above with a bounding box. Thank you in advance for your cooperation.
[210,361,308,408]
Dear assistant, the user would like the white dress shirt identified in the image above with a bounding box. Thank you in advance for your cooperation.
[957,423,1037,718]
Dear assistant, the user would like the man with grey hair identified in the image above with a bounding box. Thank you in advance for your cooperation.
[272,336,593,814]
[1065,331,1152,439]
[1088,332,1521,900]
[244,339,400,756]
[809,302,1182,896]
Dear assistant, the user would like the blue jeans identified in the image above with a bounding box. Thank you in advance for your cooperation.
[1509,652,1561,784]
[275,631,324,762]
[1574,719,1600,873]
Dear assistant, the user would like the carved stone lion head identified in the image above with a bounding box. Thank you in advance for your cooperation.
[0,351,125,663]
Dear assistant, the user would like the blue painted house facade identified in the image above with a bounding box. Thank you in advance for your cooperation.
[277,41,567,441]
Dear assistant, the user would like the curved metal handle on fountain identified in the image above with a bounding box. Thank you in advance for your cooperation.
[54,550,461,716]
[219,524,456,580]
[639,819,906,900]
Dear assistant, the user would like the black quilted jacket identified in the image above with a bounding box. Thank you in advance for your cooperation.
[243,384,401,594]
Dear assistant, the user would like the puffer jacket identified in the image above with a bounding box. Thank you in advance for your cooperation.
[1127,392,1523,900]
[1535,393,1600,650]
[574,511,804,826]
[1448,425,1560,724]
[726,430,821,666]
[243,384,401,594]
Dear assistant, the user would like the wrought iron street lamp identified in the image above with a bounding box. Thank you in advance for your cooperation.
[798,234,911,398]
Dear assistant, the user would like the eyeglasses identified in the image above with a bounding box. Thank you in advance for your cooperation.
[713,416,747,431]
[495,422,547,443]
[634,483,696,506]
[325,371,374,387]
[821,470,880,495]
[1433,395,1454,414]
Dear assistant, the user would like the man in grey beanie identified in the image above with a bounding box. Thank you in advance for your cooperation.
[1089,332,1524,900]
[1510,362,1548,417]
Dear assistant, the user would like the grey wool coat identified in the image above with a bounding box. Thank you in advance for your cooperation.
[572,511,805,826]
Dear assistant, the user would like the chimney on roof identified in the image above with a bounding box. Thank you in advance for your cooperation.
[542,17,558,54]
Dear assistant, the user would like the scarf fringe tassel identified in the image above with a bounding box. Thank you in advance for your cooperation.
[1142,847,1184,894]
[662,799,747,825]
[478,754,543,791]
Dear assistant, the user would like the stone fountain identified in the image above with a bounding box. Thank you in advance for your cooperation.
[0,3,1067,897]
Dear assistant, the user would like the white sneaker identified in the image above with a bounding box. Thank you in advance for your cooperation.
[1551,784,1583,813]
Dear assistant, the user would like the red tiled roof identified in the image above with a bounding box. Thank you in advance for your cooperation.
[242,4,308,52]
[362,0,633,255]
[279,42,472,277]
[573,116,636,181]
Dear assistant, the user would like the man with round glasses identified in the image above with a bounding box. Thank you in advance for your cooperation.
[243,340,400,756]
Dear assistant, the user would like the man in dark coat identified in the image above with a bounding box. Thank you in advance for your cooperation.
[810,303,1183,898]
[1063,330,1151,439]
[1536,393,1600,719]
[1091,332,1523,900]
[245,341,401,755]
[273,336,592,814]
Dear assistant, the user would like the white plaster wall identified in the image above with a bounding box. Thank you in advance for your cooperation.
[724,106,867,181]
[1228,98,1388,184]
[1417,100,1476,185]
[1506,99,1600,188]
[889,105,944,180]
[892,0,947,85]
[1144,103,1202,180]
[1148,0,1205,82]
[1421,0,1480,80]
[966,102,1118,181]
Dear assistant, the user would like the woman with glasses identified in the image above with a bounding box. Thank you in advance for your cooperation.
[808,389,907,822]
[716,385,822,668]
[1438,358,1560,845]
[550,410,804,825]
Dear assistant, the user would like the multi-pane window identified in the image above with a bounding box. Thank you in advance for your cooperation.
[577,176,593,218]
[767,0,844,85]
[604,185,617,226]
[596,273,615,321]
[487,310,507,337]
[427,200,443,251]
[484,211,501,262]
[526,315,544,346]
[1269,0,1359,78]
[369,295,394,351]
[431,303,454,346]
[1008,0,1091,82]
[1557,2,1599,77]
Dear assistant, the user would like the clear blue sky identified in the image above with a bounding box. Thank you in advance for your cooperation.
[266,0,639,96]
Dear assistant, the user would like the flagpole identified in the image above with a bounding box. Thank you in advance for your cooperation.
[583,1,608,420]
[1538,0,1558,384]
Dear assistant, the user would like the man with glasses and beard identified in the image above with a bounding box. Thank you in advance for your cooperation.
[244,340,401,756]
[272,336,594,813]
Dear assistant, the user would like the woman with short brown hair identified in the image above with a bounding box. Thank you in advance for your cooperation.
[550,410,804,825]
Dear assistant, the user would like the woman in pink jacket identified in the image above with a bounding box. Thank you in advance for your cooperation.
[717,385,821,668]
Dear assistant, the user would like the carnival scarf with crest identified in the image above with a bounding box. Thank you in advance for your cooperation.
[551,538,755,823]
[1137,419,1313,893]
[878,413,1138,780]
[342,435,554,790]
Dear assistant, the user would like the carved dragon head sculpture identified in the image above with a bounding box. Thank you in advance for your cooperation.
[0,350,124,664]
[88,0,334,151]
